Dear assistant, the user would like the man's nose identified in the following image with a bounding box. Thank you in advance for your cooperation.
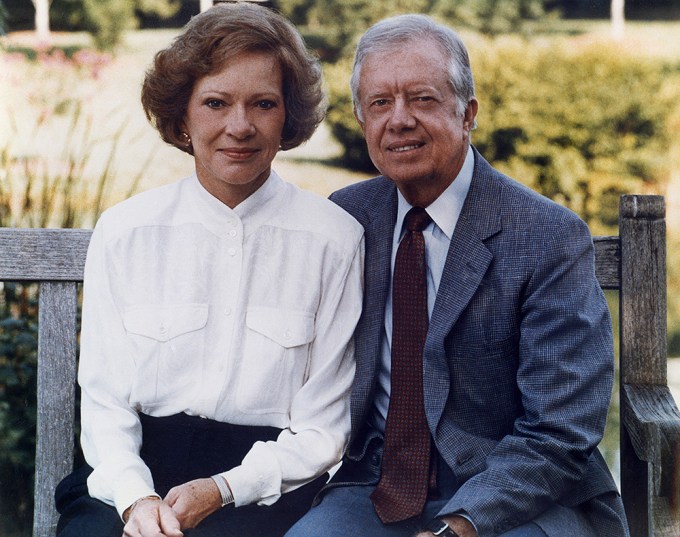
[387,100,416,131]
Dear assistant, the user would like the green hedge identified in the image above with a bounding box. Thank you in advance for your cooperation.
[0,284,39,536]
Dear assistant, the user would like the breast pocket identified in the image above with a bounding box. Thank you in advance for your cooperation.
[237,307,315,415]
[123,304,209,406]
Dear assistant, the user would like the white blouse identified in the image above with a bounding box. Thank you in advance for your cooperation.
[78,172,364,517]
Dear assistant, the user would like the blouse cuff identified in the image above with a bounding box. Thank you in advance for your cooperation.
[223,441,282,507]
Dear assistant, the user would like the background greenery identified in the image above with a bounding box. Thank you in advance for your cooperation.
[1,1,680,535]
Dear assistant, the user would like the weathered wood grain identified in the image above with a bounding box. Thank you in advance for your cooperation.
[620,195,667,386]
[0,228,91,281]
[594,236,620,289]
[33,282,79,537]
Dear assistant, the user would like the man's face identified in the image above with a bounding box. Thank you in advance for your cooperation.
[355,38,478,206]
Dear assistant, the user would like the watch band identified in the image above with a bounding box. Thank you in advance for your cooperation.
[425,518,460,537]
[211,474,235,507]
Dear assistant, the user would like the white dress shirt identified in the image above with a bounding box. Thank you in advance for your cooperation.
[371,146,474,430]
[78,171,364,517]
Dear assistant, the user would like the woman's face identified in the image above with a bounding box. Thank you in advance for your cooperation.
[182,51,286,207]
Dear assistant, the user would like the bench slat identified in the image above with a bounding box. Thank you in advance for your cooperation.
[593,236,620,289]
[0,228,91,281]
[32,282,79,537]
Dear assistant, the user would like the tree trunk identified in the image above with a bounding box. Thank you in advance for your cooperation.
[32,0,51,45]
[200,0,213,12]
[611,0,625,39]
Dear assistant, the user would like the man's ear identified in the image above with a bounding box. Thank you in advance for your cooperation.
[464,98,479,132]
[354,107,366,134]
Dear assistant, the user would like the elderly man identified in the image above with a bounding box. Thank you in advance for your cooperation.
[286,13,630,537]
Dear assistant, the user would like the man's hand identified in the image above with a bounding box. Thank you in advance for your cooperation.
[415,514,477,537]
[164,477,223,530]
[123,497,183,537]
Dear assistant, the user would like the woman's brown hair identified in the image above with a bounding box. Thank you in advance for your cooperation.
[141,2,325,154]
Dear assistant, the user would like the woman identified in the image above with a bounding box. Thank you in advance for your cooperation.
[55,4,363,537]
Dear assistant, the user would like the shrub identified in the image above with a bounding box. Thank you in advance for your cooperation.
[471,37,678,234]
[324,59,375,172]
[0,284,39,536]
[82,0,136,51]
[0,1,7,35]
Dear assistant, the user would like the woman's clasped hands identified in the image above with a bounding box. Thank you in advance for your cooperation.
[123,478,223,537]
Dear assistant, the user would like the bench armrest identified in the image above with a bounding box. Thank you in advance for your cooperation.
[622,383,680,504]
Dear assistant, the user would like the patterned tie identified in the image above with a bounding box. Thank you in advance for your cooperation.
[371,206,433,523]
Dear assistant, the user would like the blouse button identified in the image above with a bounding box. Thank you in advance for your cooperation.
[228,248,236,256]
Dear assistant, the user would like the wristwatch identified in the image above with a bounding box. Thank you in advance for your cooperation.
[425,518,460,537]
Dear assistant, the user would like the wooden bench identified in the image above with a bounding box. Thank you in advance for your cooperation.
[0,194,679,537]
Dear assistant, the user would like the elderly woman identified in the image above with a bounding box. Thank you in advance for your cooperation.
[54,4,363,537]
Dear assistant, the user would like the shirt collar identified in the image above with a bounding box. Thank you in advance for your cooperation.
[191,169,284,224]
[395,145,474,240]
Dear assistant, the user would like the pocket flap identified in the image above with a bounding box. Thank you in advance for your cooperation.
[124,304,209,342]
[246,307,314,348]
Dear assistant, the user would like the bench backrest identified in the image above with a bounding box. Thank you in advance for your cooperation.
[0,194,678,537]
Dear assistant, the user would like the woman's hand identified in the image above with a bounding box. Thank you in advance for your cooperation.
[164,478,223,529]
[123,497,183,537]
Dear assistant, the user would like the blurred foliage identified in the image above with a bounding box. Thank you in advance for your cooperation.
[1,0,181,50]
[0,284,39,536]
[323,57,374,172]
[669,232,680,356]
[279,0,552,61]
[562,0,680,18]
[0,48,150,228]
[471,38,679,235]
[82,0,135,52]
[0,0,7,35]
[83,0,180,50]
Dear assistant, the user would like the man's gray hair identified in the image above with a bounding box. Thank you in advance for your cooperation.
[351,14,476,122]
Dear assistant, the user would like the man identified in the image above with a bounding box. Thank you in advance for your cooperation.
[286,14,629,537]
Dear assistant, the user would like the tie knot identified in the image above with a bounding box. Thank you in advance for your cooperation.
[404,207,432,232]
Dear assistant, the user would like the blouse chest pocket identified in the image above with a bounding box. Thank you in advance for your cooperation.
[123,304,209,406]
[237,307,315,415]
[124,304,209,341]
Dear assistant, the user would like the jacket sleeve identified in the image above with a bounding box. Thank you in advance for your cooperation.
[439,214,615,536]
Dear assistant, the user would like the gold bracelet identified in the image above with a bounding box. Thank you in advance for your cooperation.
[122,494,161,523]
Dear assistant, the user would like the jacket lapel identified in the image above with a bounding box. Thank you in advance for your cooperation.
[424,150,503,429]
[350,183,398,436]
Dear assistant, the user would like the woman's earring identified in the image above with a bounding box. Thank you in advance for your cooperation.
[180,132,191,146]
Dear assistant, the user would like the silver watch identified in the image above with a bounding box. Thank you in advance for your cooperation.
[425,518,460,537]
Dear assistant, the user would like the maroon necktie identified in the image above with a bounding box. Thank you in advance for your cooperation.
[371,206,432,523]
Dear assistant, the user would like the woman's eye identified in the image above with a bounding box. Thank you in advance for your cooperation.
[205,99,224,109]
[257,100,277,110]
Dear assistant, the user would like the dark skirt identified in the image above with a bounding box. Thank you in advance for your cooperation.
[55,413,327,537]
